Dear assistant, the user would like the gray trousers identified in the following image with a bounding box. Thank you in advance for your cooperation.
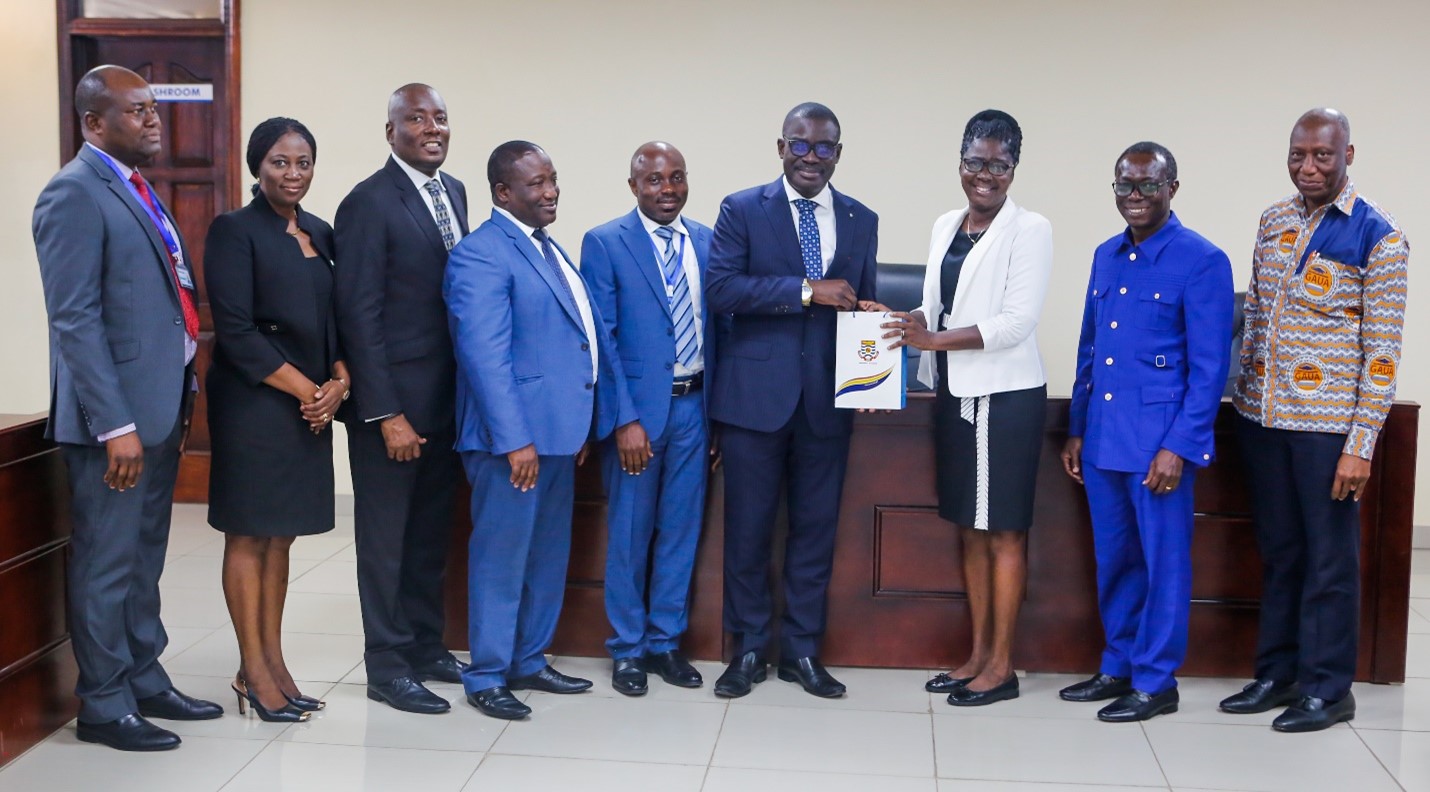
[61,415,181,723]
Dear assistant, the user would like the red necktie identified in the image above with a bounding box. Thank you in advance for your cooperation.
[129,172,199,340]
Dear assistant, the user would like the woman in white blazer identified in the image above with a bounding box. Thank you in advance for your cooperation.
[881,110,1052,707]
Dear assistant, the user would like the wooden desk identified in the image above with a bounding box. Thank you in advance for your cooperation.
[449,398,1418,681]
[0,414,77,767]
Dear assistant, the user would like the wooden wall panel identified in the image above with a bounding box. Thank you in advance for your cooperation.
[441,400,1418,684]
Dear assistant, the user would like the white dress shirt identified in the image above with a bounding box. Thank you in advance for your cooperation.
[495,207,599,379]
[637,211,703,377]
[782,176,835,274]
[391,154,451,227]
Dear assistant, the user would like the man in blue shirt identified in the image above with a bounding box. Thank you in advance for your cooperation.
[1059,142,1234,722]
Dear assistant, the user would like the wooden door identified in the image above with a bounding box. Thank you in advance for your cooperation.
[58,6,241,501]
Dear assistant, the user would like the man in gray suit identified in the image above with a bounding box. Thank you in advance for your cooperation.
[33,65,222,752]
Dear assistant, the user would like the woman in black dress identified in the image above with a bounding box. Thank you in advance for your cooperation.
[880,110,1053,706]
[205,118,348,722]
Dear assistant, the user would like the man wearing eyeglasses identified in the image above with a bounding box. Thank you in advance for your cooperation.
[705,102,878,699]
[1060,142,1234,722]
[1220,109,1407,732]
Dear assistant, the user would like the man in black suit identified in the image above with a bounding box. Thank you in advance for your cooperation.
[334,83,469,714]
[33,65,222,752]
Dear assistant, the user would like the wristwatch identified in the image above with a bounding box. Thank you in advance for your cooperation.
[801,278,813,307]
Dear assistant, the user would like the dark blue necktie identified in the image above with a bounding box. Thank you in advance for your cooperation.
[795,198,823,281]
[533,228,574,301]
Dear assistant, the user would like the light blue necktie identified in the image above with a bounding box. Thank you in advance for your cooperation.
[654,225,699,369]
[795,198,823,280]
[424,179,456,251]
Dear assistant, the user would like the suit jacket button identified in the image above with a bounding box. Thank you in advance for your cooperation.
[664,363,672,370]
[174,317,182,325]
[585,382,593,390]
[580,342,589,351]
[667,327,674,336]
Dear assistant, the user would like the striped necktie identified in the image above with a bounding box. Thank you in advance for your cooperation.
[654,225,699,369]
[424,179,456,250]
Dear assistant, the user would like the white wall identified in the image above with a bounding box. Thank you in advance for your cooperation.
[4,0,1427,520]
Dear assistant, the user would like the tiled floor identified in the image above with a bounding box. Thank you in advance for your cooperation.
[3,506,1430,791]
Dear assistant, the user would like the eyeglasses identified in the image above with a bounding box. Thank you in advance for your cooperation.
[1112,181,1171,197]
[961,157,1014,176]
[784,138,839,160]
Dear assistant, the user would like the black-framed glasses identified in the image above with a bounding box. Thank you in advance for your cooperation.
[961,157,1014,176]
[1112,181,1171,197]
[784,138,839,160]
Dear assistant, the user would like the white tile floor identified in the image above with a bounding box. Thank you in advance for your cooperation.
[2,505,1429,791]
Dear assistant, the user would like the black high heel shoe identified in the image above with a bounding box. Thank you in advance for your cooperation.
[231,679,310,723]
[284,692,326,712]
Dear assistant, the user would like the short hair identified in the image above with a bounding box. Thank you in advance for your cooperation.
[387,83,441,122]
[1117,141,1178,181]
[784,102,841,138]
[246,117,317,177]
[488,140,543,191]
[74,64,142,117]
[961,110,1022,166]
[1296,107,1351,139]
[245,117,317,197]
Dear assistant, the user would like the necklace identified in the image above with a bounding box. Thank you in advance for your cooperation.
[962,217,986,243]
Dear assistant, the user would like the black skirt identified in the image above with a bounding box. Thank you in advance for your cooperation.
[932,370,1046,532]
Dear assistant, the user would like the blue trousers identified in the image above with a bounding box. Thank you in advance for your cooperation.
[1084,463,1196,694]
[1236,418,1360,701]
[720,402,850,659]
[458,450,575,693]
[601,391,708,659]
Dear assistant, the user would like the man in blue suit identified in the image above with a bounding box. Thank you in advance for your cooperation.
[581,142,717,696]
[1060,142,1234,722]
[706,102,879,699]
[444,141,637,720]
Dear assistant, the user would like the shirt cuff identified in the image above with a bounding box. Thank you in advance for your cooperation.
[1343,424,1378,460]
[97,423,137,443]
[365,413,398,424]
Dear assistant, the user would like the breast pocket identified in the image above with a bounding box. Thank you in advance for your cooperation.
[1135,283,1184,332]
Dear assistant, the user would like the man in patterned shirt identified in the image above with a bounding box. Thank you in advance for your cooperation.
[1220,108,1409,733]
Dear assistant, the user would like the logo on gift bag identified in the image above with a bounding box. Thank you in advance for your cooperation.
[858,340,878,362]
[836,367,894,397]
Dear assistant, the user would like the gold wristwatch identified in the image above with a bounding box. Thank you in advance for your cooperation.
[801,278,813,306]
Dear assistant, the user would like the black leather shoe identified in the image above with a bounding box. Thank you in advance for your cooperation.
[367,675,450,714]
[612,658,648,697]
[76,713,180,752]
[508,665,592,694]
[643,650,703,688]
[414,654,467,685]
[467,686,531,720]
[1097,688,1179,722]
[926,672,974,693]
[136,687,223,721]
[1219,678,1301,714]
[946,675,1019,706]
[1272,693,1356,732]
[777,656,846,698]
[714,651,766,698]
[1059,673,1133,703]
